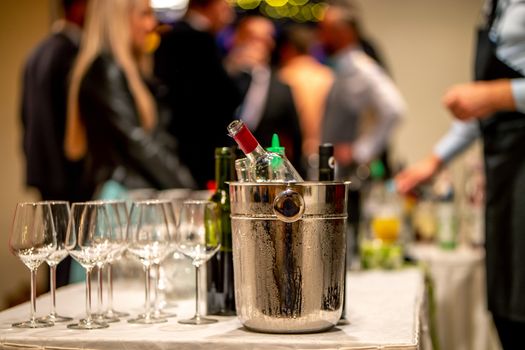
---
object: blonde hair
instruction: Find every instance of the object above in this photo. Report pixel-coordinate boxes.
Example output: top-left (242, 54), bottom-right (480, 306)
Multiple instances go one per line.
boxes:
top-left (65, 0), bottom-right (157, 160)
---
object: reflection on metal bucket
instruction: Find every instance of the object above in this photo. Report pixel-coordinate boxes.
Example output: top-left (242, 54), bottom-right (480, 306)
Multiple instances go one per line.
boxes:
top-left (230, 182), bottom-right (349, 333)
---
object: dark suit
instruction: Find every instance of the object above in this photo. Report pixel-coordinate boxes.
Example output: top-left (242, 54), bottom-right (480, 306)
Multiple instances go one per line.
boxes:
top-left (251, 73), bottom-right (303, 172)
top-left (21, 28), bottom-right (88, 288)
top-left (21, 30), bottom-right (87, 201)
top-left (154, 20), bottom-right (242, 188)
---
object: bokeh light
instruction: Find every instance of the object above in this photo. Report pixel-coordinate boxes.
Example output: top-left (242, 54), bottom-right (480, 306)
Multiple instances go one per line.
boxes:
top-left (238, 0), bottom-right (262, 10)
top-left (265, 0), bottom-right (288, 9)
top-left (234, 0), bottom-right (324, 22)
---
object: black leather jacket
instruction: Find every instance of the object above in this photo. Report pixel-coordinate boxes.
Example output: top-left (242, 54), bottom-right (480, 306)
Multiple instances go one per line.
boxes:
top-left (79, 54), bottom-right (196, 192)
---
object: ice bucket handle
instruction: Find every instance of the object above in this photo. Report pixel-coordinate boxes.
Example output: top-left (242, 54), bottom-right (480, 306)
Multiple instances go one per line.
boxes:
top-left (272, 188), bottom-right (305, 223)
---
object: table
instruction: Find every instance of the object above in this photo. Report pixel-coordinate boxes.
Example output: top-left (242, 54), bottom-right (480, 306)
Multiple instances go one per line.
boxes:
top-left (407, 244), bottom-right (500, 350)
top-left (0, 268), bottom-right (427, 350)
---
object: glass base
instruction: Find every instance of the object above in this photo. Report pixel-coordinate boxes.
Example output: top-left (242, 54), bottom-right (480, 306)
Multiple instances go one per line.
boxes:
top-left (38, 313), bottom-right (73, 323)
top-left (128, 314), bottom-right (167, 324)
top-left (12, 319), bottom-right (54, 328)
top-left (92, 313), bottom-right (120, 323)
top-left (108, 309), bottom-right (129, 317)
top-left (178, 315), bottom-right (217, 325)
top-left (154, 310), bottom-right (177, 318)
top-left (67, 319), bottom-right (109, 330)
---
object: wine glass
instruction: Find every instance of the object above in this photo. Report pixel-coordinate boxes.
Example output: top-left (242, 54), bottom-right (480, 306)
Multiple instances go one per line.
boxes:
top-left (151, 200), bottom-right (178, 319)
top-left (66, 202), bottom-right (112, 330)
top-left (127, 200), bottom-right (172, 324)
top-left (9, 202), bottom-right (56, 328)
top-left (156, 189), bottom-right (193, 310)
top-left (93, 200), bottom-right (128, 323)
top-left (176, 200), bottom-right (221, 325)
top-left (103, 201), bottom-right (130, 319)
top-left (38, 201), bottom-right (73, 323)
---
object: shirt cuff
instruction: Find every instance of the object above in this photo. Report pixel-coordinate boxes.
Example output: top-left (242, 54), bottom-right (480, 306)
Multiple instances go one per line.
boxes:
top-left (511, 79), bottom-right (525, 114)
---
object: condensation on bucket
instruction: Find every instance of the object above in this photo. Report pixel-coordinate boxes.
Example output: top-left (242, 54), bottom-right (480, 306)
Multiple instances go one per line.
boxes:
top-left (231, 216), bottom-right (346, 333)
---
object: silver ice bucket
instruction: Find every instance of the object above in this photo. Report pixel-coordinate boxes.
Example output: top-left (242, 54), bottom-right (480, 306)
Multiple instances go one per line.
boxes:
top-left (229, 182), bottom-right (349, 333)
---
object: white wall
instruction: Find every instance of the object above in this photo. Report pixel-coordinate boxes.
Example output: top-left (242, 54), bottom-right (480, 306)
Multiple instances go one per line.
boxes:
top-left (0, 0), bottom-right (49, 310)
top-left (356, 0), bottom-right (484, 166)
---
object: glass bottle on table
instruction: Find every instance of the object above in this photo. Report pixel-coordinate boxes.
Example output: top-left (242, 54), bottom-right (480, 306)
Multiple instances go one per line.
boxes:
top-left (361, 160), bottom-right (403, 269)
top-left (433, 170), bottom-right (457, 250)
top-left (227, 120), bottom-right (303, 182)
top-left (318, 143), bottom-right (335, 181)
top-left (207, 147), bottom-right (236, 316)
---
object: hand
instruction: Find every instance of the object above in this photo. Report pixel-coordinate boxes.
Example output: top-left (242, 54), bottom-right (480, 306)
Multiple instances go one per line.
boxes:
top-left (442, 80), bottom-right (515, 120)
top-left (395, 154), bottom-right (442, 195)
top-left (334, 143), bottom-right (353, 166)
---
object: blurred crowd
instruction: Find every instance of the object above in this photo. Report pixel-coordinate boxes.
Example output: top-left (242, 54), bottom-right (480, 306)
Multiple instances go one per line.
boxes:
top-left (21, 0), bottom-right (404, 204)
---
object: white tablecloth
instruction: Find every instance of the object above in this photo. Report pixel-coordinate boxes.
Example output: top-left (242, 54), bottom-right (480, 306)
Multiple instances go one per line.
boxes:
top-left (407, 244), bottom-right (500, 350)
top-left (0, 268), bottom-right (426, 350)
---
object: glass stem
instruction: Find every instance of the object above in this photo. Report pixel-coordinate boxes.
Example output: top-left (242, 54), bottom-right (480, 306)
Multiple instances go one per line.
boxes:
top-left (144, 265), bottom-right (151, 320)
top-left (154, 263), bottom-right (160, 314)
top-left (30, 268), bottom-right (37, 324)
top-left (50, 265), bottom-right (57, 316)
top-left (195, 264), bottom-right (201, 319)
top-left (107, 263), bottom-right (114, 311)
top-left (97, 265), bottom-right (104, 314)
top-left (85, 268), bottom-right (93, 323)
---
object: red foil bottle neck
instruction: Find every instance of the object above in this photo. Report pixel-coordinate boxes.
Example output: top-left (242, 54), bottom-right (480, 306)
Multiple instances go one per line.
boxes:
top-left (233, 124), bottom-right (258, 154)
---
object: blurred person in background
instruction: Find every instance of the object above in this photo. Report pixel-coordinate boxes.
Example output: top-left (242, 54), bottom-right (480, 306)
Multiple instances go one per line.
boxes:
top-left (21, 0), bottom-right (89, 202)
top-left (278, 23), bottom-right (334, 177)
top-left (154, 0), bottom-right (242, 189)
top-left (318, 0), bottom-right (405, 178)
top-left (318, 0), bottom-right (405, 257)
top-left (64, 0), bottom-right (196, 199)
top-left (226, 15), bottom-right (303, 172)
top-left (396, 0), bottom-right (525, 347)
top-left (20, 0), bottom-right (88, 288)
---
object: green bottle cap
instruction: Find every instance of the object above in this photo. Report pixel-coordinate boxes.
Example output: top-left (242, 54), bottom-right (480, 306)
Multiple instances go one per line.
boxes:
top-left (266, 133), bottom-right (285, 156)
top-left (370, 160), bottom-right (385, 180)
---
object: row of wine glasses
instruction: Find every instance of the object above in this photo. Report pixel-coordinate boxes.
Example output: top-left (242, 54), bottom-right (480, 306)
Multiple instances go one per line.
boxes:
top-left (9, 199), bottom-right (222, 329)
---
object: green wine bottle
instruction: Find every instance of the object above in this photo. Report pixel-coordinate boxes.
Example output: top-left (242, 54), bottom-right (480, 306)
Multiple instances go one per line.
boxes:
top-left (206, 147), bottom-right (236, 315)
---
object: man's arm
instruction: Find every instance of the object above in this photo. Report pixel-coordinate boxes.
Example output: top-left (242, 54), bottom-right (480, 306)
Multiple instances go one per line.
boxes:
top-left (395, 120), bottom-right (479, 194)
top-left (443, 79), bottom-right (520, 120)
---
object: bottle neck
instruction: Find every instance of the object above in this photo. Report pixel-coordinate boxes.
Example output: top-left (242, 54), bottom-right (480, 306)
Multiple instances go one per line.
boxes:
top-left (244, 144), bottom-right (266, 163)
top-left (319, 152), bottom-right (334, 182)
top-left (215, 156), bottom-right (234, 191)
top-left (231, 122), bottom-right (259, 155)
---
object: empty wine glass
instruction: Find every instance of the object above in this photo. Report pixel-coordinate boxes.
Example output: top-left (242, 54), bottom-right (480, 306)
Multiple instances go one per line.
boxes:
top-left (9, 202), bottom-right (56, 328)
top-left (92, 200), bottom-right (127, 324)
top-left (156, 190), bottom-right (192, 311)
top-left (66, 202), bottom-right (112, 330)
top-left (176, 200), bottom-right (221, 325)
top-left (127, 200), bottom-right (172, 324)
top-left (104, 201), bottom-right (129, 319)
top-left (151, 200), bottom-right (177, 319)
top-left (38, 201), bottom-right (72, 323)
